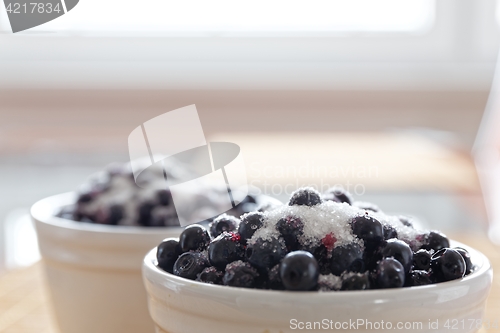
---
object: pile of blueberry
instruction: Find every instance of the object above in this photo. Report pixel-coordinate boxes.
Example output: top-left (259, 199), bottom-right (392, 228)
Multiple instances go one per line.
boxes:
top-left (57, 162), bottom-right (265, 227)
top-left (156, 187), bottom-right (473, 291)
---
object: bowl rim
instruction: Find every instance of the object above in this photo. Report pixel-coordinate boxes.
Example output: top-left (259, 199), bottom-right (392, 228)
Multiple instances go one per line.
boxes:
top-left (31, 191), bottom-right (184, 235)
top-left (143, 240), bottom-right (492, 298)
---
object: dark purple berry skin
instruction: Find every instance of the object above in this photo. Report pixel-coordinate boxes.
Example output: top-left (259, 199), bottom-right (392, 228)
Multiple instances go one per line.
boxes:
top-left (208, 232), bottom-right (245, 270)
top-left (246, 237), bottom-right (287, 271)
top-left (223, 261), bottom-right (259, 288)
top-left (431, 248), bottom-right (466, 282)
top-left (380, 238), bottom-right (413, 273)
top-left (351, 215), bottom-right (384, 249)
top-left (405, 270), bottom-right (432, 287)
top-left (179, 224), bottom-right (211, 252)
top-left (383, 224), bottom-right (398, 240)
top-left (236, 195), bottom-right (258, 215)
top-left (413, 249), bottom-right (432, 271)
top-left (77, 191), bottom-right (93, 204)
top-left (95, 204), bottom-right (124, 225)
top-left (323, 187), bottom-right (353, 205)
top-left (312, 245), bottom-right (332, 275)
top-left (398, 216), bottom-right (414, 228)
top-left (209, 214), bottom-right (240, 238)
top-left (354, 201), bottom-right (380, 212)
top-left (238, 212), bottom-right (264, 244)
top-left (157, 189), bottom-right (172, 206)
top-left (342, 273), bottom-right (370, 290)
top-left (331, 243), bottom-right (364, 275)
top-left (421, 231), bottom-right (450, 252)
top-left (157, 238), bottom-right (182, 273)
top-left (288, 188), bottom-right (322, 207)
top-left (267, 264), bottom-right (284, 290)
top-left (173, 252), bottom-right (209, 280)
top-left (376, 258), bottom-right (405, 288)
top-left (280, 251), bottom-right (319, 291)
top-left (137, 201), bottom-right (156, 227)
top-left (196, 266), bottom-right (224, 284)
top-left (108, 204), bottom-right (125, 225)
top-left (276, 216), bottom-right (304, 251)
top-left (454, 247), bottom-right (472, 275)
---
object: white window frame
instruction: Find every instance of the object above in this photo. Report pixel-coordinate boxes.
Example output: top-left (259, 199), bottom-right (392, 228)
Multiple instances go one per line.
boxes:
top-left (0, 0), bottom-right (498, 90)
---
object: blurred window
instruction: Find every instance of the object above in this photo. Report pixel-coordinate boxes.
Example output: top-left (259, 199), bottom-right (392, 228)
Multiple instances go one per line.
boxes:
top-left (24, 0), bottom-right (435, 34)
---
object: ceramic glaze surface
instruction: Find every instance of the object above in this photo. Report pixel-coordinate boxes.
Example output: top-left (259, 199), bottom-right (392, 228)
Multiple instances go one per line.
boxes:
top-left (143, 241), bottom-right (492, 333)
top-left (32, 192), bottom-right (183, 333)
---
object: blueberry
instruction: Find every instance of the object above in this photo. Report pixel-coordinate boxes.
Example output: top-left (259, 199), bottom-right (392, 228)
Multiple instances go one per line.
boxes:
top-left (276, 216), bottom-right (304, 251)
top-left (341, 272), bottom-right (370, 290)
top-left (280, 251), bottom-right (319, 291)
top-left (209, 214), bottom-right (240, 238)
top-left (232, 195), bottom-right (259, 216)
top-left (208, 232), bottom-right (245, 270)
top-left (431, 248), bottom-right (466, 282)
top-left (157, 238), bottom-right (182, 273)
top-left (353, 201), bottom-right (379, 212)
top-left (246, 237), bottom-right (287, 271)
top-left (363, 249), bottom-right (382, 272)
top-left (241, 194), bottom-right (257, 204)
top-left (137, 201), bottom-right (156, 226)
top-left (196, 266), bottom-right (224, 284)
top-left (313, 245), bottom-right (332, 275)
top-left (405, 270), bottom-right (432, 287)
top-left (288, 187), bottom-right (322, 207)
top-left (95, 204), bottom-right (124, 225)
top-left (398, 216), bottom-right (414, 228)
top-left (350, 215), bottom-right (384, 249)
top-left (241, 195), bottom-right (258, 209)
top-left (267, 264), bottom-right (284, 290)
top-left (421, 231), bottom-right (450, 252)
top-left (179, 224), bottom-right (211, 252)
top-left (413, 249), bottom-right (432, 271)
top-left (330, 243), bottom-right (364, 275)
top-left (77, 191), bottom-right (93, 204)
top-left (383, 224), bottom-right (398, 240)
top-left (376, 258), bottom-right (405, 288)
top-left (173, 252), bottom-right (209, 280)
top-left (323, 187), bottom-right (353, 205)
top-left (454, 247), bottom-right (472, 275)
top-left (157, 189), bottom-right (171, 206)
top-left (238, 212), bottom-right (264, 244)
top-left (380, 238), bottom-right (413, 273)
top-left (223, 261), bottom-right (259, 288)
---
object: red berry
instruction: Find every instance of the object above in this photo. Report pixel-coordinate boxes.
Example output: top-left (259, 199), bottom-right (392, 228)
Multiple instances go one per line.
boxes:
top-left (321, 233), bottom-right (337, 251)
top-left (230, 232), bottom-right (241, 242)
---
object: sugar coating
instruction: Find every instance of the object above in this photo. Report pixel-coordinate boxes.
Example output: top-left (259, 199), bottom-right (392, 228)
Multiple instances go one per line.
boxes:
top-left (368, 212), bottom-right (423, 250)
top-left (249, 197), bottom-right (425, 253)
top-left (318, 274), bottom-right (342, 291)
top-left (76, 159), bottom-right (235, 226)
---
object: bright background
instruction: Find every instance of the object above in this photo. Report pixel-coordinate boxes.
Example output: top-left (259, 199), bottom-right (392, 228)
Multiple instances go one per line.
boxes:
top-left (0, 0), bottom-right (499, 273)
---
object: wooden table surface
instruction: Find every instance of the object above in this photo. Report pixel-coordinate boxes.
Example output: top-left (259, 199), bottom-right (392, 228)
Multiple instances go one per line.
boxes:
top-left (0, 233), bottom-right (498, 333)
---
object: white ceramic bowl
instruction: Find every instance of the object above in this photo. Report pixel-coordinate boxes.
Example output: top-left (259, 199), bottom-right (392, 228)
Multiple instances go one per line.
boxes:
top-left (143, 241), bottom-right (493, 333)
top-left (32, 192), bottom-right (184, 333)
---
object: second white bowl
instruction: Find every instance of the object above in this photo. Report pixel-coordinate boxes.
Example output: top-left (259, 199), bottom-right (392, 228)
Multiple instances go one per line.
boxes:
top-left (32, 192), bottom-right (183, 333)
